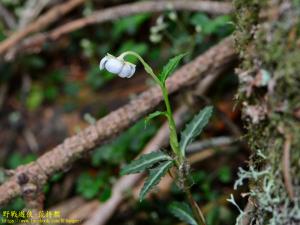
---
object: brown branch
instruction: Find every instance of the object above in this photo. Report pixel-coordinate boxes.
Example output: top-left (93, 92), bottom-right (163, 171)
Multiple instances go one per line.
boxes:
top-left (0, 83), bottom-right (7, 110)
top-left (18, 0), bottom-right (52, 29)
top-left (17, 172), bottom-right (44, 225)
top-left (7, 0), bottom-right (233, 58)
top-left (50, 197), bottom-right (86, 218)
top-left (187, 136), bottom-right (235, 154)
top-left (282, 133), bottom-right (294, 200)
top-left (0, 3), bottom-right (16, 29)
top-left (239, 197), bottom-right (256, 225)
top-left (0, 36), bottom-right (236, 207)
top-left (0, 0), bottom-right (86, 56)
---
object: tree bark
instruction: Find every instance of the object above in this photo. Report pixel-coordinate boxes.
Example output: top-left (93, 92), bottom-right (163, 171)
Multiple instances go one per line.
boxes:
top-left (234, 0), bottom-right (300, 224)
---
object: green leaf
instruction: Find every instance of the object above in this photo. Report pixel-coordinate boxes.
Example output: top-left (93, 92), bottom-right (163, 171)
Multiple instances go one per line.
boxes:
top-left (121, 151), bottom-right (171, 175)
top-left (180, 106), bottom-right (213, 156)
top-left (44, 85), bottom-right (59, 101)
top-left (92, 120), bottom-right (156, 166)
top-left (145, 111), bottom-right (167, 126)
top-left (26, 84), bottom-right (44, 110)
top-left (139, 160), bottom-right (173, 201)
top-left (7, 152), bottom-right (37, 169)
top-left (191, 13), bottom-right (232, 36)
top-left (76, 172), bottom-right (109, 200)
top-left (6, 197), bottom-right (25, 211)
top-left (24, 55), bottom-right (45, 69)
top-left (159, 53), bottom-right (186, 83)
top-left (86, 64), bottom-right (114, 90)
top-left (76, 172), bottom-right (102, 199)
top-left (50, 172), bottom-right (64, 182)
top-left (169, 202), bottom-right (198, 225)
top-left (112, 13), bottom-right (150, 38)
top-left (99, 187), bottom-right (112, 202)
top-left (218, 166), bottom-right (231, 183)
top-left (64, 82), bottom-right (80, 97)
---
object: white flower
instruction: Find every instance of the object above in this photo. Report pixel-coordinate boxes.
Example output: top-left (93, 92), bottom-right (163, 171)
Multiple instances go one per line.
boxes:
top-left (99, 54), bottom-right (136, 78)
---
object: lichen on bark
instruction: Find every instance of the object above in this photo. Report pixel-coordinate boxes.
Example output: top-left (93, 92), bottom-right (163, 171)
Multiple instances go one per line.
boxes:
top-left (234, 0), bottom-right (300, 224)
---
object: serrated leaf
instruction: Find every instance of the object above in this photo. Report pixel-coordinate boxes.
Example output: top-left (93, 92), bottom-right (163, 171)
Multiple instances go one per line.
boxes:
top-left (180, 106), bottom-right (213, 156)
top-left (159, 53), bottom-right (186, 83)
top-left (121, 151), bottom-right (171, 175)
top-left (169, 202), bottom-right (198, 225)
top-left (139, 160), bottom-right (173, 201)
top-left (144, 111), bottom-right (167, 126)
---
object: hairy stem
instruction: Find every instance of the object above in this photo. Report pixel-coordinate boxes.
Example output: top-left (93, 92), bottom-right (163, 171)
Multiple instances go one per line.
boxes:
top-left (120, 51), bottom-right (182, 162)
top-left (119, 51), bottom-right (161, 85)
top-left (121, 51), bottom-right (204, 223)
top-left (183, 180), bottom-right (206, 225)
top-left (161, 84), bottom-right (182, 163)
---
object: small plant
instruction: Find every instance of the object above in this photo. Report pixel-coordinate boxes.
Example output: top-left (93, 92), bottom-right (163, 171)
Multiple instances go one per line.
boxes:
top-left (99, 51), bottom-right (213, 225)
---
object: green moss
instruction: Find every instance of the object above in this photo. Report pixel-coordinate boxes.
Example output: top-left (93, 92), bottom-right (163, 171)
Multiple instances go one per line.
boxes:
top-left (233, 0), bottom-right (300, 224)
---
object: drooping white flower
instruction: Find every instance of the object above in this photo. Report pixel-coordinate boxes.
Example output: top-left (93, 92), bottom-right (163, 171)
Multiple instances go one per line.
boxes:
top-left (99, 54), bottom-right (136, 78)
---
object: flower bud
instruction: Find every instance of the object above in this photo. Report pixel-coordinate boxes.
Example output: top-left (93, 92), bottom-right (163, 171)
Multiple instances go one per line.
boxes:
top-left (99, 54), bottom-right (136, 78)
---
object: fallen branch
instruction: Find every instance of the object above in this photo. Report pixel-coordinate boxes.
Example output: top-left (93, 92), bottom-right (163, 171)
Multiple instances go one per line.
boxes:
top-left (7, 0), bottom-right (233, 59)
top-left (0, 3), bottom-right (16, 29)
top-left (0, 83), bottom-right (7, 110)
top-left (187, 136), bottom-right (235, 154)
top-left (0, 0), bottom-right (86, 56)
top-left (18, 0), bottom-right (52, 29)
top-left (0, 36), bottom-right (235, 206)
top-left (50, 197), bottom-right (86, 218)
top-left (189, 146), bottom-right (231, 164)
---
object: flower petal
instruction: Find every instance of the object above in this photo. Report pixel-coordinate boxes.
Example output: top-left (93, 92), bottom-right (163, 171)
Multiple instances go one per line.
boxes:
top-left (105, 58), bottom-right (124, 74)
top-left (119, 63), bottom-right (136, 78)
top-left (99, 56), bottom-right (108, 70)
top-left (127, 64), bottom-right (136, 78)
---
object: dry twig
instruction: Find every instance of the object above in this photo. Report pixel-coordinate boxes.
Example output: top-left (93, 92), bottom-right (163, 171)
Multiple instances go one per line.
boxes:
top-left (50, 197), bottom-right (86, 218)
top-left (0, 3), bottom-right (16, 29)
top-left (282, 133), bottom-right (294, 199)
top-left (0, 37), bottom-right (235, 207)
top-left (18, 0), bottom-right (52, 28)
top-left (6, 0), bottom-right (233, 59)
top-left (0, 83), bottom-right (7, 110)
top-left (187, 136), bottom-right (235, 154)
top-left (0, 0), bottom-right (86, 56)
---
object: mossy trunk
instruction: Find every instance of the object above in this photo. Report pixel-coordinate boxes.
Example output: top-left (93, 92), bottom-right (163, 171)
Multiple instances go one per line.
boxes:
top-left (234, 0), bottom-right (300, 224)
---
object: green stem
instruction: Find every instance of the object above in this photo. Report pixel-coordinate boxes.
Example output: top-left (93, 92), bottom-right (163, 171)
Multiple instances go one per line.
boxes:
top-left (119, 50), bottom-right (204, 224)
top-left (120, 51), bottom-right (182, 162)
top-left (119, 51), bottom-right (161, 85)
top-left (161, 84), bottom-right (182, 163)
